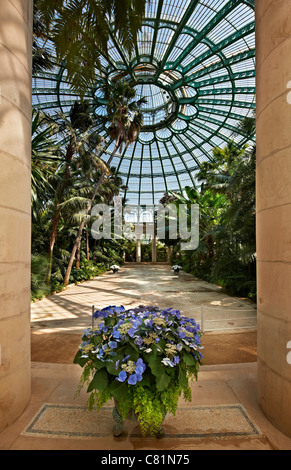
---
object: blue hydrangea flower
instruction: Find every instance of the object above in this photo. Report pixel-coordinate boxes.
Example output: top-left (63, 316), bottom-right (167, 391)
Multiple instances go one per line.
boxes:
top-left (127, 327), bottom-right (137, 338)
top-left (178, 329), bottom-right (186, 339)
top-left (112, 329), bottom-right (120, 339)
top-left (114, 306), bottom-right (125, 313)
top-left (128, 374), bottom-right (138, 385)
top-left (136, 358), bottom-right (146, 373)
top-left (83, 328), bottom-right (91, 336)
top-left (117, 370), bottom-right (127, 382)
top-left (134, 336), bottom-right (143, 347)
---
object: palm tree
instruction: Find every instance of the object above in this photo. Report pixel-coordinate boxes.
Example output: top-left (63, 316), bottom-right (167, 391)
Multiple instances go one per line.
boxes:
top-left (63, 80), bottom-right (146, 286)
top-left (36, 0), bottom-right (148, 95)
top-left (61, 165), bottom-right (124, 269)
top-left (33, 1), bottom-right (54, 74)
top-left (44, 101), bottom-right (105, 284)
top-left (102, 79), bottom-right (147, 167)
top-left (31, 110), bottom-right (62, 221)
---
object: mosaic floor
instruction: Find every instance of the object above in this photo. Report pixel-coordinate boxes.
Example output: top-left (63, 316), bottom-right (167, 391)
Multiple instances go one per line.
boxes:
top-left (22, 403), bottom-right (261, 440)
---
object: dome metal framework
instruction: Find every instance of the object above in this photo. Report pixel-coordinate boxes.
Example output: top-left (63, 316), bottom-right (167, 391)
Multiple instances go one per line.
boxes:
top-left (32, 0), bottom-right (256, 206)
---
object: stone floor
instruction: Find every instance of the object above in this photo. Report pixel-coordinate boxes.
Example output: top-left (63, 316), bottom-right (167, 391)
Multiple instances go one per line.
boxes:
top-left (30, 263), bottom-right (257, 335)
top-left (1, 264), bottom-right (291, 450)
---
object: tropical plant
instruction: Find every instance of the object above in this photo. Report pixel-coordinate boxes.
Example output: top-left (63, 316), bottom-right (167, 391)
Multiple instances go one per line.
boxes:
top-left (31, 110), bottom-right (62, 221)
top-left (74, 305), bottom-right (203, 437)
top-left (165, 115), bottom-right (256, 300)
top-left (63, 80), bottom-right (146, 286)
top-left (43, 101), bottom-right (105, 283)
top-left (31, 254), bottom-right (51, 301)
top-left (36, 0), bottom-right (148, 95)
top-left (33, 1), bottom-right (54, 74)
top-left (31, 99), bottom-right (126, 297)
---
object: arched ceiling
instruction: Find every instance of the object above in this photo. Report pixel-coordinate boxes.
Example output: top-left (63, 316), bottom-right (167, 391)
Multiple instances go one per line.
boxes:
top-left (32, 0), bottom-right (256, 206)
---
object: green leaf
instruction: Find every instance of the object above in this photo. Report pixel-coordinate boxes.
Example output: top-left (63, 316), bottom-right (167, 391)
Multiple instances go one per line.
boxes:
top-left (156, 372), bottom-right (171, 392)
top-left (106, 358), bottom-right (121, 376)
top-left (92, 335), bottom-right (103, 347)
top-left (138, 373), bottom-right (152, 388)
top-left (182, 351), bottom-right (197, 367)
top-left (73, 350), bottom-right (89, 367)
top-left (87, 368), bottom-right (108, 392)
top-left (109, 380), bottom-right (128, 402)
top-left (178, 366), bottom-right (188, 388)
top-left (125, 346), bottom-right (139, 361)
top-left (148, 356), bottom-right (164, 377)
top-left (94, 358), bottom-right (107, 370)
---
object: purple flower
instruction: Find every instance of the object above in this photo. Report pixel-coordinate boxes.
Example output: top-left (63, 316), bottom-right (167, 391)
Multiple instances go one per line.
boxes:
top-left (136, 358), bottom-right (146, 373)
top-left (109, 341), bottom-right (118, 349)
top-left (134, 336), bottom-right (143, 347)
top-left (112, 329), bottom-right (120, 339)
top-left (100, 309), bottom-right (109, 318)
top-left (145, 318), bottom-right (153, 328)
top-left (128, 327), bottom-right (136, 337)
top-left (117, 371), bottom-right (127, 382)
top-left (135, 372), bottom-right (143, 382)
top-left (128, 374), bottom-right (137, 385)
top-left (92, 310), bottom-right (100, 319)
top-left (114, 306), bottom-right (125, 313)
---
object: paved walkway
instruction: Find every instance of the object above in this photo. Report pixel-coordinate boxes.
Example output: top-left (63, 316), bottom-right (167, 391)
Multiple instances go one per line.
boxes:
top-left (31, 263), bottom-right (257, 335)
top-left (2, 264), bottom-right (291, 450)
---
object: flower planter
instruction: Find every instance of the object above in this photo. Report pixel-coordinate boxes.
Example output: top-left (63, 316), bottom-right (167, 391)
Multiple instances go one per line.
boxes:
top-left (74, 305), bottom-right (203, 438)
top-left (110, 265), bottom-right (120, 273)
top-left (172, 265), bottom-right (182, 274)
top-left (113, 399), bottom-right (166, 438)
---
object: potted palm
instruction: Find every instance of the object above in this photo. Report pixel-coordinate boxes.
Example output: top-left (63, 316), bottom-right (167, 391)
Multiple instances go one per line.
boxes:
top-left (74, 305), bottom-right (203, 438)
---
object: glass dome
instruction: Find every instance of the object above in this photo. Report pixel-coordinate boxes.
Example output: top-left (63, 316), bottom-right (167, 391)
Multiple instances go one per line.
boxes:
top-left (32, 0), bottom-right (256, 206)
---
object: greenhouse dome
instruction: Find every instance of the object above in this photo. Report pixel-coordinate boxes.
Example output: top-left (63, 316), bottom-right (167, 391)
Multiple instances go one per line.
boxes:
top-left (32, 0), bottom-right (256, 206)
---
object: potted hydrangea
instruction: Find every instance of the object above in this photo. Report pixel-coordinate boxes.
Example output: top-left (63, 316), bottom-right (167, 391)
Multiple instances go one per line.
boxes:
top-left (110, 265), bottom-right (120, 273)
top-left (172, 265), bottom-right (182, 274)
top-left (74, 305), bottom-right (203, 438)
